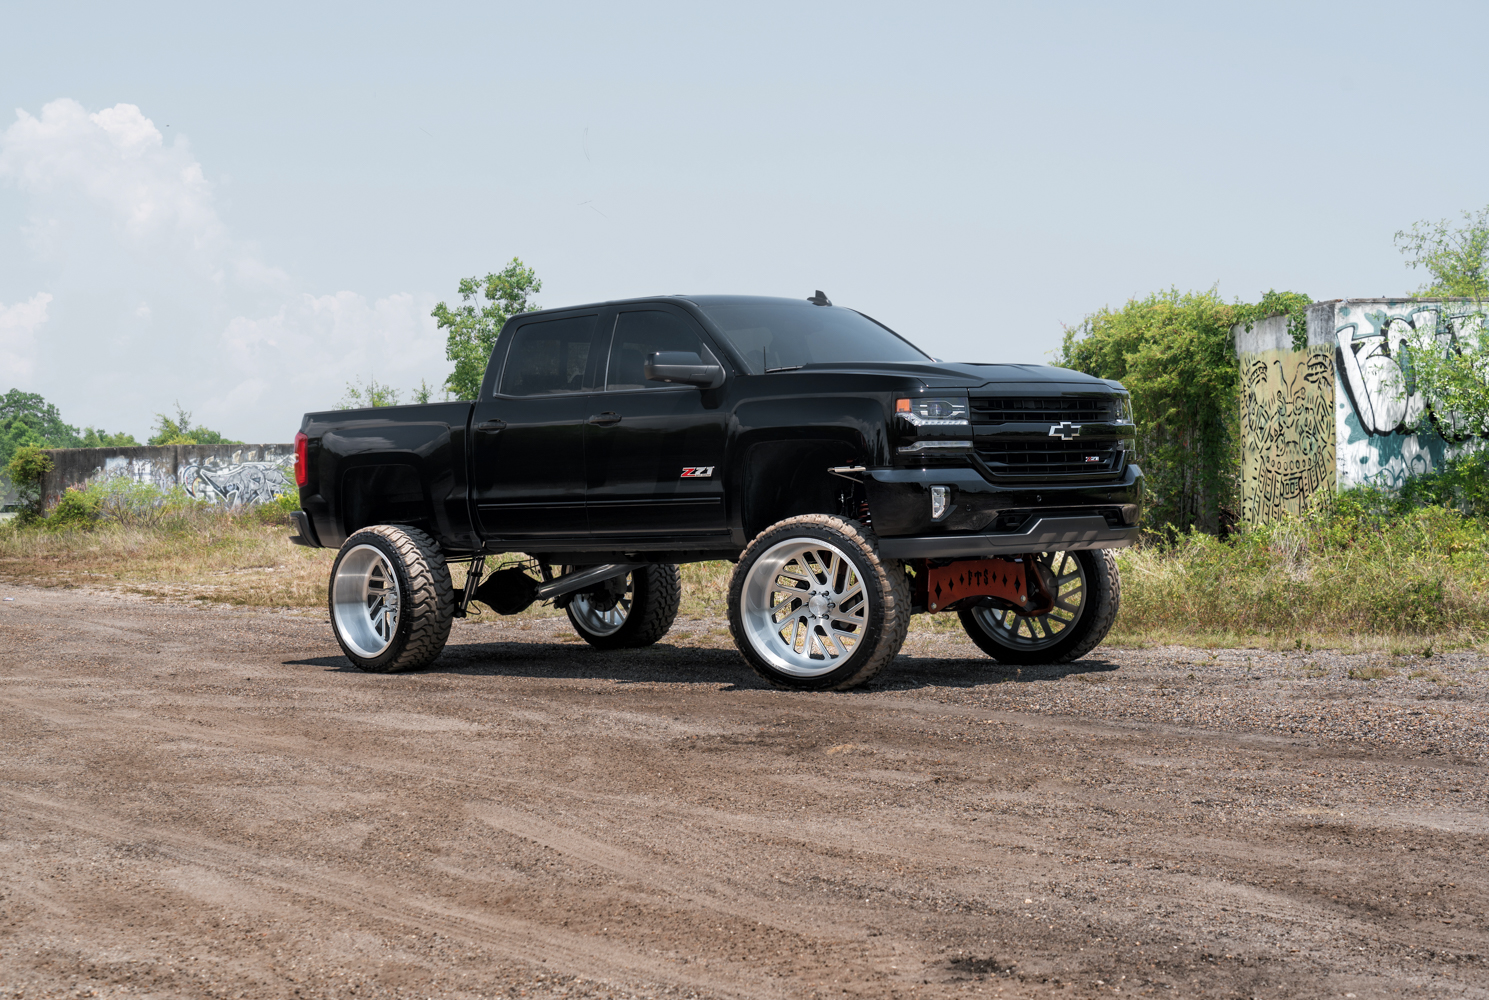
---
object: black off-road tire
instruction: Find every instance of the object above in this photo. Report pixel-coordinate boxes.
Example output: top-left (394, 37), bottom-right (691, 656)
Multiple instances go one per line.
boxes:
top-left (565, 564), bottom-right (681, 650)
top-left (727, 514), bottom-right (910, 691)
top-left (957, 549), bottom-right (1120, 666)
top-left (328, 525), bottom-right (455, 673)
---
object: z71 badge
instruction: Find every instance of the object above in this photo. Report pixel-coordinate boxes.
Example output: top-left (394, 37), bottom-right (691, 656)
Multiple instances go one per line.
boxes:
top-left (680, 466), bottom-right (715, 479)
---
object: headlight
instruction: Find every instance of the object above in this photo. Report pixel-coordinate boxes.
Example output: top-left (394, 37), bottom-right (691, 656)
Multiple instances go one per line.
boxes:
top-left (1112, 395), bottom-right (1133, 424)
top-left (895, 396), bottom-right (970, 428)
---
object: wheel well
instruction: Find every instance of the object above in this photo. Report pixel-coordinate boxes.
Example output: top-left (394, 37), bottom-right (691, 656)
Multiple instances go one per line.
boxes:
top-left (739, 439), bottom-right (861, 540)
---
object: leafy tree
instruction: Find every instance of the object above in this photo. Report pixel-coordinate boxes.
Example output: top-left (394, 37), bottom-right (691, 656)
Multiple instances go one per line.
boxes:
top-left (0, 389), bottom-right (80, 468)
top-left (338, 376), bottom-right (401, 409)
top-left (147, 403), bottom-right (238, 446)
top-left (433, 258), bottom-right (542, 400)
top-left (80, 428), bottom-right (140, 447)
top-left (1395, 208), bottom-right (1489, 436)
top-left (1396, 208), bottom-right (1489, 301)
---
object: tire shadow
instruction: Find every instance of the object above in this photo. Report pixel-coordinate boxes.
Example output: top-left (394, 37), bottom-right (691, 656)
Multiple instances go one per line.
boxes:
top-left (286, 638), bottom-right (1122, 692)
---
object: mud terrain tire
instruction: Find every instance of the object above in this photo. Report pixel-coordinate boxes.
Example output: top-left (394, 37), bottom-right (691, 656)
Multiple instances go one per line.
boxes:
top-left (329, 525), bottom-right (454, 673)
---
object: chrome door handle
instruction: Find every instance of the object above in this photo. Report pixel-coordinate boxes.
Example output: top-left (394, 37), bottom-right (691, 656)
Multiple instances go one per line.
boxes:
top-left (587, 412), bottom-right (621, 426)
top-left (475, 419), bottom-right (507, 431)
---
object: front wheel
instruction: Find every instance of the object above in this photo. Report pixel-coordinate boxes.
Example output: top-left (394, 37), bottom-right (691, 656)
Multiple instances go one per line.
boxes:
top-left (728, 515), bottom-right (910, 691)
top-left (957, 549), bottom-right (1119, 665)
top-left (565, 563), bottom-right (681, 649)
top-left (329, 525), bottom-right (455, 672)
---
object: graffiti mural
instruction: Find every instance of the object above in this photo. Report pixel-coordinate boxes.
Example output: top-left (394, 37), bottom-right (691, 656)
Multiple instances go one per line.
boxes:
top-left (1239, 343), bottom-right (1336, 523)
top-left (1332, 301), bottom-right (1478, 489)
top-left (178, 454), bottom-right (294, 506)
top-left (42, 444), bottom-right (296, 508)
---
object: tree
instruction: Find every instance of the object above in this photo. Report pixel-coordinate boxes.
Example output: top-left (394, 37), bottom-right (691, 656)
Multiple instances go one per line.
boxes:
top-left (338, 376), bottom-right (401, 409)
top-left (80, 428), bottom-right (139, 447)
top-left (1395, 208), bottom-right (1489, 436)
top-left (0, 389), bottom-right (80, 466)
top-left (433, 258), bottom-right (542, 400)
top-left (147, 403), bottom-right (238, 446)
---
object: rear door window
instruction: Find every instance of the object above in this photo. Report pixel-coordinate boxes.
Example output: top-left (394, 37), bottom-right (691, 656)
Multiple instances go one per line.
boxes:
top-left (497, 314), bottom-right (599, 396)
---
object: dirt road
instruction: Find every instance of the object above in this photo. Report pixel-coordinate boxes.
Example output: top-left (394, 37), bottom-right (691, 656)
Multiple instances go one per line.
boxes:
top-left (1, 586), bottom-right (1486, 999)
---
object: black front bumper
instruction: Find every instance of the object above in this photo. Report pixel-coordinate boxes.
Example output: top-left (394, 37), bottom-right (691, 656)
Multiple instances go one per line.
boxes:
top-left (878, 514), bottom-right (1138, 559)
top-left (867, 463), bottom-right (1143, 559)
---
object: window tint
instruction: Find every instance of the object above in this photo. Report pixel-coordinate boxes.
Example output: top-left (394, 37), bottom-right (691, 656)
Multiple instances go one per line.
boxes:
top-left (605, 310), bottom-right (714, 391)
top-left (498, 314), bottom-right (598, 396)
top-left (692, 299), bottom-right (931, 373)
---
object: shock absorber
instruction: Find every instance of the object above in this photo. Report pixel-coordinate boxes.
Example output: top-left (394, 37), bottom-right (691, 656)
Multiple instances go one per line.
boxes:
top-left (857, 499), bottom-right (872, 528)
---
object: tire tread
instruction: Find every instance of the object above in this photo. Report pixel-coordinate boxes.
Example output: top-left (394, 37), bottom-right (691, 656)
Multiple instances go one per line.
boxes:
top-left (729, 514), bottom-right (909, 691)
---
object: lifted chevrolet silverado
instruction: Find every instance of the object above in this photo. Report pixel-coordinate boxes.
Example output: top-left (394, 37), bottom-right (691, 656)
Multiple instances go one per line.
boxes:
top-left (290, 292), bottom-right (1142, 690)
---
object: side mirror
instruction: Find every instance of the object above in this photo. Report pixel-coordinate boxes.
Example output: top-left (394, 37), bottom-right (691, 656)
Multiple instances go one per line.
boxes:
top-left (645, 351), bottom-right (725, 389)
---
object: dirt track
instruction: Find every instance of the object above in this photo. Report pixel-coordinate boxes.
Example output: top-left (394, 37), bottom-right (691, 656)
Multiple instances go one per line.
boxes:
top-left (2, 586), bottom-right (1487, 999)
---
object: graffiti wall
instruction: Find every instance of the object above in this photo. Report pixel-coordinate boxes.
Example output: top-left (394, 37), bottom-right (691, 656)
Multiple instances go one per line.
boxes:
top-left (1233, 299), bottom-right (1489, 525)
top-left (1324, 299), bottom-right (1479, 489)
top-left (1236, 314), bottom-right (1337, 523)
top-left (41, 444), bottom-right (295, 508)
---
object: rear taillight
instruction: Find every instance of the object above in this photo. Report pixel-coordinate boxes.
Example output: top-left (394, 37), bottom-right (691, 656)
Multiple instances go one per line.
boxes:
top-left (294, 431), bottom-right (308, 487)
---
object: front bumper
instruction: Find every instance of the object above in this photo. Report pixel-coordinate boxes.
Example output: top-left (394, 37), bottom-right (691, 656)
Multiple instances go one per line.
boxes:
top-left (878, 514), bottom-right (1138, 560)
top-left (866, 463), bottom-right (1143, 559)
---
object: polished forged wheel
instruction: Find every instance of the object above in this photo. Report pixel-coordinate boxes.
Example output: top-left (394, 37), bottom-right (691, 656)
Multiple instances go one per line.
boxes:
top-left (564, 563), bottom-right (680, 649)
top-left (728, 515), bottom-right (909, 691)
top-left (329, 525), bottom-right (454, 672)
top-left (957, 549), bottom-right (1120, 665)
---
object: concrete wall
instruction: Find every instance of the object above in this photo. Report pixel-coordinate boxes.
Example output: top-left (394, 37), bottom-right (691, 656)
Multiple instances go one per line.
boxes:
top-left (1233, 298), bottom-right (1486, 524)
top-left (40, 444), bottom-right (295, 507)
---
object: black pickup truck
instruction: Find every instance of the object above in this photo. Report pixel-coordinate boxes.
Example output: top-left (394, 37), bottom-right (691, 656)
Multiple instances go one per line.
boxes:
top-left (291, 293), bottom-right (1142, 690)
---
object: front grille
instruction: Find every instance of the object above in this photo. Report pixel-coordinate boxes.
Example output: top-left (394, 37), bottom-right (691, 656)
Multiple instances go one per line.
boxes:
top-left (970, 396), bottom-right (1111, 424)
top-left (977, 439), bottom-right (1119, 477)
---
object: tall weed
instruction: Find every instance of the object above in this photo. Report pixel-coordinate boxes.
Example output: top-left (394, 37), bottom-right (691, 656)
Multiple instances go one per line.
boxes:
top-left (1116, 495), bottom-right (1489, 640)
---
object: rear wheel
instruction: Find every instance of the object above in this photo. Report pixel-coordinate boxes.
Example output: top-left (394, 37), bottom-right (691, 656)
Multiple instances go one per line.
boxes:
top-left (957, 549), bottom-right (1119, 665)
top-left (728, 515), bottom-right (909, 691)
top-left (329, 525), bottom-right (454, 672)
top-left (565, 564), bottom-right (681, 649)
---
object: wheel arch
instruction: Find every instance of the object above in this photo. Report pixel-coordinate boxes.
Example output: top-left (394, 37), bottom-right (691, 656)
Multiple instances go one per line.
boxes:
top-left (732, 434), bottom-right (866, 544)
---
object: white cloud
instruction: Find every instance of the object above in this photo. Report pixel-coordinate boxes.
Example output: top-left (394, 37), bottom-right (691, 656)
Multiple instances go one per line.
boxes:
top-left (0, 292), bottom-right (52, 381)
top-left (0, 99), bottom-right (444, 441)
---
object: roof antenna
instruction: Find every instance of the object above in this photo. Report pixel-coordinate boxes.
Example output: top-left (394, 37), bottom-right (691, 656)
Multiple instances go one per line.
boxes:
top-left (807, 290), bottom-right (831, 306)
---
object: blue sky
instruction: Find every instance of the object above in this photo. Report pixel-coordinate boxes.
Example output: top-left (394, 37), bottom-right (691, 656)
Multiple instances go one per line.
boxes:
top-left (2, 1), bottom-right (1487, 441)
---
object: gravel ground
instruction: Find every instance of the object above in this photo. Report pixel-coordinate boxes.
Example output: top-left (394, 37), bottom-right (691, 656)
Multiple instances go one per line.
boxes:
top-left (0, 585), bottom-right (1486, 999)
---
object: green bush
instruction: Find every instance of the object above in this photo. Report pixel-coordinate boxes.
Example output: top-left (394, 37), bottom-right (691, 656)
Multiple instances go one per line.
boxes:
top-left (5, 446), bottom-right (53, 525)
top-left (46, 486), bottom-right (100, 531)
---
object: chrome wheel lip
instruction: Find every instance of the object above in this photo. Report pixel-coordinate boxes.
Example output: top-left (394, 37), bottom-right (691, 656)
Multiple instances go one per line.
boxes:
top-left (331, 543), bottom-right (401, 659)
top-left (740, 536), bottom-right (870, 678)
top-left (968, 551), bottom-right (1085, 651)
top-left (568, 571), bottom-right (633, 637)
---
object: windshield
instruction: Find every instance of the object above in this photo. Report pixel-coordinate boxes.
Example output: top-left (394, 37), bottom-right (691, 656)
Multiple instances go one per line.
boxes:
top-left (691, 298), bottom-right (932, 373)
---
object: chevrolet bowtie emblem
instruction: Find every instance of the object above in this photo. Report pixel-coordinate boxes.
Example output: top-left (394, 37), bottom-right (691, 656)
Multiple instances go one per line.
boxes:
top-left (1049, 421), bottom-right (1082, 441)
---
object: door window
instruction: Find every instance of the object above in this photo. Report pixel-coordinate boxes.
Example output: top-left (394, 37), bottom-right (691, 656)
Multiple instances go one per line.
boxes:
top-left (497, 314), bottom-right (598, 396)
top-left (605, 310), bottom-right (716, 391)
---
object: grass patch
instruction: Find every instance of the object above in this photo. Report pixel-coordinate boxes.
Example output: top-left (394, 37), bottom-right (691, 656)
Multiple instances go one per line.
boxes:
top-left (1109, 498), bottom-right (1489, 648)
top-left (5, 480), bottom-right (1489, 649)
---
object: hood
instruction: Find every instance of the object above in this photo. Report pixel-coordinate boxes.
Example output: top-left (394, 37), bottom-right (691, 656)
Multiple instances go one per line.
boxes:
top-left (789, 361), bottom-right (1123, 392)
